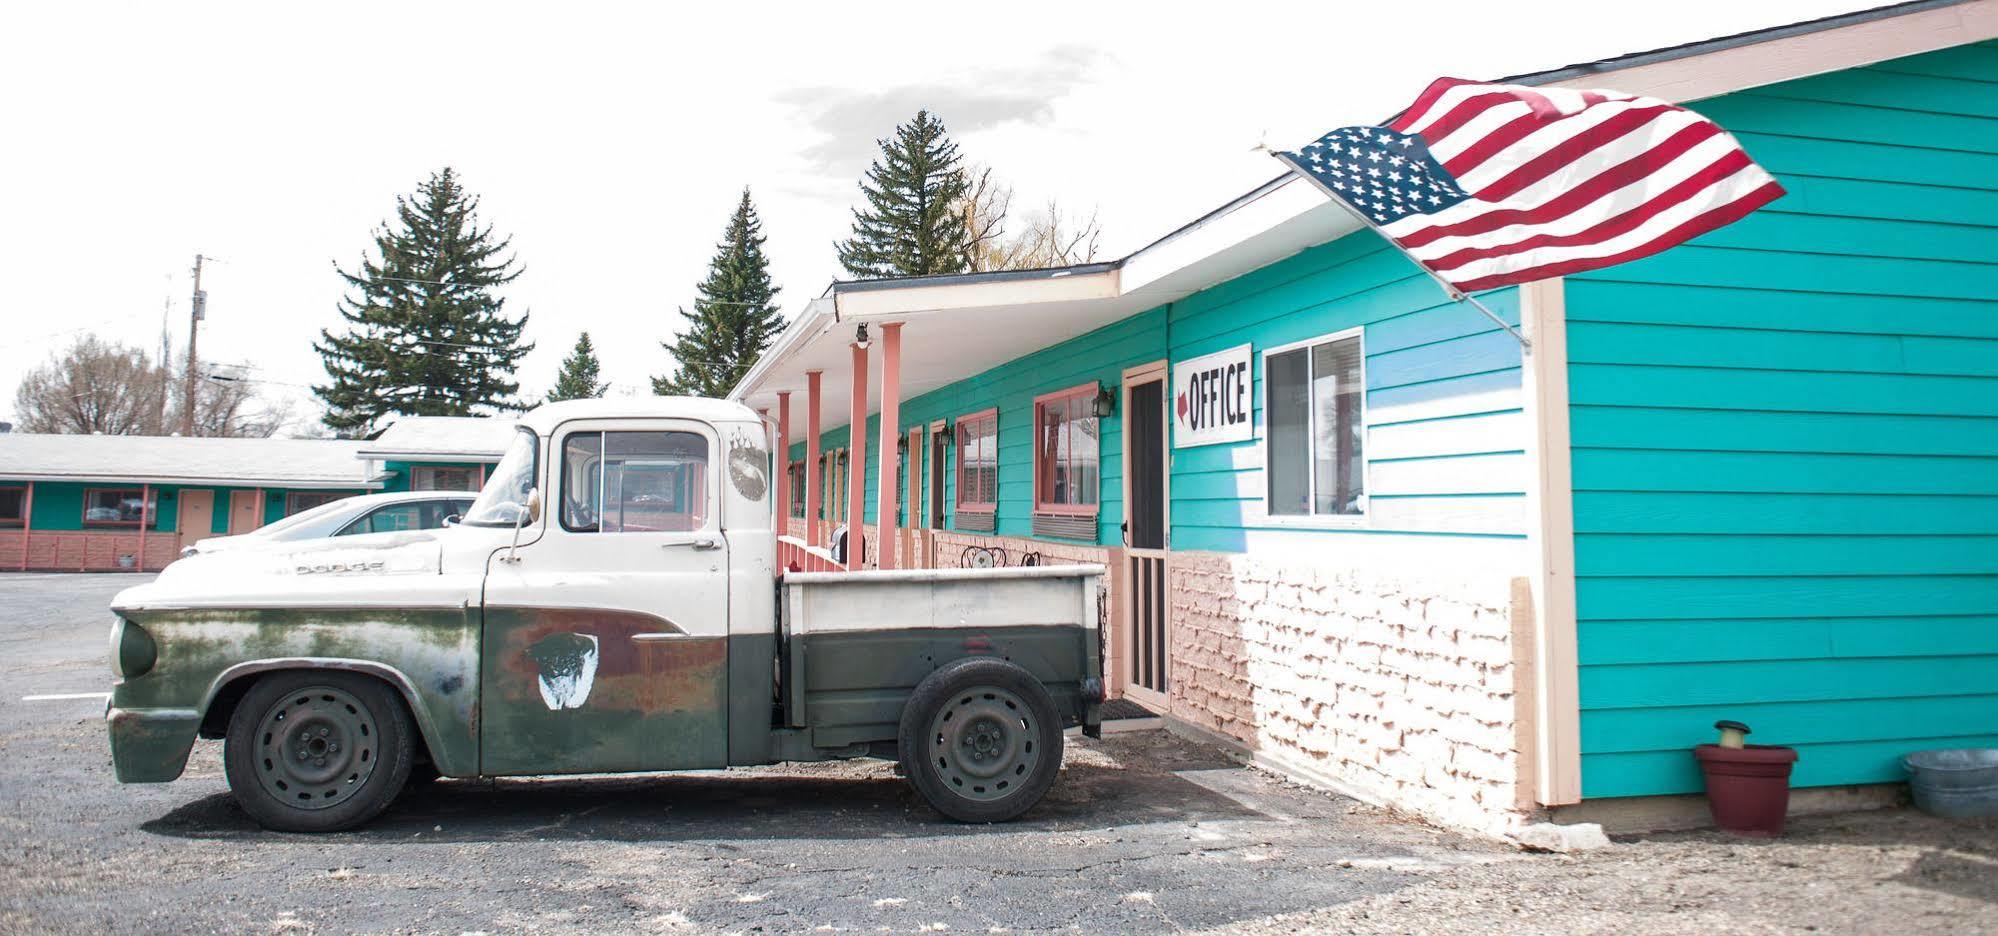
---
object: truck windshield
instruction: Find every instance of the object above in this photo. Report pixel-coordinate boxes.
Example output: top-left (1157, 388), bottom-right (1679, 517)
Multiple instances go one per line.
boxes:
top-left (462, 428), bottom-right (539, 527)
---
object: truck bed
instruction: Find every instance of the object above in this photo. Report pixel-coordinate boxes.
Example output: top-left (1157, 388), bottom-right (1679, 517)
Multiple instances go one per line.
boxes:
top-left (777, 565), bottom-right (1106, 750)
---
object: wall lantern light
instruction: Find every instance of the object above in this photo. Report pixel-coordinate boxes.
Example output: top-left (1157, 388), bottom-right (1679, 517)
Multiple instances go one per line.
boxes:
top-left (1092, 387), bottom-right (1117, 419)
top-left (854, 322), bottom-right (871, 350)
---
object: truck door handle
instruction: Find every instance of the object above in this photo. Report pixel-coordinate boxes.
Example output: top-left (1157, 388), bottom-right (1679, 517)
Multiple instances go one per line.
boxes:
top-left (663, 535), bottom-right (724, 551)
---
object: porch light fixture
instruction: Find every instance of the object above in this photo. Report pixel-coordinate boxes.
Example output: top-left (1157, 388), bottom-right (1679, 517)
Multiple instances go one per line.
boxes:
top-left (854, 323), bottom-right (871, 349)
top-left (1092, 387), bottom-right (1117, 418)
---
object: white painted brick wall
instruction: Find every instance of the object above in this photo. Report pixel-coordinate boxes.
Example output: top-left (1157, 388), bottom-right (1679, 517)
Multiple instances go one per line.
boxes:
top-left (1166, 550), bottom-right (1527, 837)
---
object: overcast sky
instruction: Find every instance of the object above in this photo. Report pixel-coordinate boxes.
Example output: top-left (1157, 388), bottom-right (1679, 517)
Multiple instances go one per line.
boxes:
top-left (0, 0), bottom-right (1873, 431)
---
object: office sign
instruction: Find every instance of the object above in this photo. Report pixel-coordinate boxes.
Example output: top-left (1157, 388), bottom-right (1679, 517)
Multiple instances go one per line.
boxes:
top-left (1172, 344), bottom-right (1253, 448)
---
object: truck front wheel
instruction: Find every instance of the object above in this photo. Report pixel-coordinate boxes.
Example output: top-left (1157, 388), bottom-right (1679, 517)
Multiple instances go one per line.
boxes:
top-left (222, 671), bottom-right (415, 832)
top-left (897, 657), bottom-right (1064, 823)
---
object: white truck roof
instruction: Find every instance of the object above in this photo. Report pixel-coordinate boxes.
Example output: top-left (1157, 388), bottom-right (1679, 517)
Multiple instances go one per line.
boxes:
top-left (516, 397), bottom-right (762, 434)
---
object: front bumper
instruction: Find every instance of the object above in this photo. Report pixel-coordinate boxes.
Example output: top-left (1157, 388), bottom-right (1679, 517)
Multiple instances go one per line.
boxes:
top-left (106, 705), bottom-right (201, 783)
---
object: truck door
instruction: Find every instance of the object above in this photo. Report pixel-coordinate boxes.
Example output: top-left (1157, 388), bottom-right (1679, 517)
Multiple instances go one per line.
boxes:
top-left (480, 419), bottom-right (730, 775)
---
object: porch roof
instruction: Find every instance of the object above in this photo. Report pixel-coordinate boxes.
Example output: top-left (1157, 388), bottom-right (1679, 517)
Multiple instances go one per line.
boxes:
top-left (355, 416), bottom-right (516, 464)
top-left (730, 174), bottom-right (1360, 429)
top-left (0, 434), bottom-right (385, 489)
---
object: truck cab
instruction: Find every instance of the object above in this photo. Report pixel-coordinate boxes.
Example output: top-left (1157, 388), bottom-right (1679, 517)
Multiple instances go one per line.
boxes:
top-left (106, 398), bottom-right (1103, 831)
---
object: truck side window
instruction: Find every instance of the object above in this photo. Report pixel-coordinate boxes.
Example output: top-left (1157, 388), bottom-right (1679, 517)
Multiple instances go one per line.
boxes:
top-left (562, 430), bottom-right (710, 534)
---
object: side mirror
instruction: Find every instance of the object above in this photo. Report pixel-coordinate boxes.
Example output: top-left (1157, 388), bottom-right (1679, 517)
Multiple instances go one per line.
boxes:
top-left (503, 488), bottom-right (541, 565)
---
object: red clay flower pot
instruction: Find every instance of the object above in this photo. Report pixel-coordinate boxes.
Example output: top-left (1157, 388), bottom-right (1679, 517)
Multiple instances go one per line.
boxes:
top-left (1694, 743), bottom-right (1799, 836)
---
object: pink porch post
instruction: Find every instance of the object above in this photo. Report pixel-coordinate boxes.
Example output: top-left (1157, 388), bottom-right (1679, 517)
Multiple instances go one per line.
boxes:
top-left (875, 323), bottom-right (902, 570)
top-left (847, 341), bottom-right (869, 567)
top-left (775, 391), bottom-right (792, 533)
top-left (806, 371), bottom-right (824, 547)
top-left (136, 483), bottom-right (150, 571)
top-left (18, 481), bottom-right (33, 571)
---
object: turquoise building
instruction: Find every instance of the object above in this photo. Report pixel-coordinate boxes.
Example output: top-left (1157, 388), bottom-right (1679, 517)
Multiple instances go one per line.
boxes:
top-left (734, 4), bottom-right (1998, 835)
top-left (0, 417), bottom-right (510, 571)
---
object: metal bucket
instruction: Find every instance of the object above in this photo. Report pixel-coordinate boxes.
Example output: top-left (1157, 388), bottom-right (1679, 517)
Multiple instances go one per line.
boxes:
top-left (1904, 748), bottom-right (1998, 819)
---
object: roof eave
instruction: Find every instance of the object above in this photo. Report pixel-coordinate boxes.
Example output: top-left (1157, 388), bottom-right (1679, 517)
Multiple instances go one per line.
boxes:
top-left (0, 474), bottom-right (386, 490)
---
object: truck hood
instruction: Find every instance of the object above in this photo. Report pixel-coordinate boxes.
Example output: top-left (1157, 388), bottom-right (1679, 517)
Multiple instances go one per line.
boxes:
top-left (112, 526), bottom-right (504, 614)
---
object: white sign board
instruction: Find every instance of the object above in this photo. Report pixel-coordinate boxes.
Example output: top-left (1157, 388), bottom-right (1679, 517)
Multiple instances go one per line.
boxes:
top-left (1172, 344), bottom-right (1254, 448)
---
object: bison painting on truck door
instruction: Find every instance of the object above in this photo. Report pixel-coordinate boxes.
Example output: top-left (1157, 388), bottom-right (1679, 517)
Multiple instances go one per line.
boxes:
top-left (480, 419), bottom-right (729, 775)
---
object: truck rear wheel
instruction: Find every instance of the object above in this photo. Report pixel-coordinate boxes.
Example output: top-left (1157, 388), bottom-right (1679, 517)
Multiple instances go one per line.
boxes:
top-left (222, 671), bottom-right (414, 833)
top-left (898, 657), bottom-right (1063, 823)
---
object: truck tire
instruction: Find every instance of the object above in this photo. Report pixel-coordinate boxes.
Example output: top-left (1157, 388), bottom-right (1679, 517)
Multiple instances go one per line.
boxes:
top-left (898, 657), bottom-right (1064, 823)
top-left (222, 671), bottom-right (415, 833)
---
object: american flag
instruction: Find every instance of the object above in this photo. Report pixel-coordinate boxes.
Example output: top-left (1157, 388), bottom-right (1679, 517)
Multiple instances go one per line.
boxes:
top-left (1277, 78), bottom-right (1785, 293)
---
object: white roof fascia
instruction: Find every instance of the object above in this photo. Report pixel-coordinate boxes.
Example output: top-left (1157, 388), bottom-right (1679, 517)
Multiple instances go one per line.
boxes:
top-left (0, 473), bottom-right (385, 489)
top-left (728, 296), bottom-right (840, 403)
top-left (832, 267), bottom-right (1120, 320)
top-left (352, 450), bottom-right (505, 464)
top-left (1534, 0), bottom-right (1997, 102)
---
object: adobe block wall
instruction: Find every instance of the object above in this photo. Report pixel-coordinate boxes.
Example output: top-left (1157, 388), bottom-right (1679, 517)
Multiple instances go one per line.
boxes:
top-left (1168, 550), bottom-right (1528, 837)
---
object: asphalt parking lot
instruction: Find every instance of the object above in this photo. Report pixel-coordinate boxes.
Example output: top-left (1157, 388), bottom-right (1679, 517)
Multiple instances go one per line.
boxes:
top-left (6, 573), bottom-right (1996, 935)
top-left (0, 572), bottom-right (1506, 934)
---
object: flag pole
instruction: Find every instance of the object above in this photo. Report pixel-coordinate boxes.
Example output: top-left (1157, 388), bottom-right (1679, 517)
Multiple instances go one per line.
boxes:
top-left (1271, 151), bottom-right (1530, 350)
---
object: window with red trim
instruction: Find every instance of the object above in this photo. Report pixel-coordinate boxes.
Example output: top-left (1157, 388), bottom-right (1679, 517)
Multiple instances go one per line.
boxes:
top-left (787, 461), bottom-right (805, 518)
top-left (954, 409), bottom-right (998, 511)
top-left (82, 488), bottom-right (157, 528)
top-left (285, 491), bottom-right (355, 516)
top-left (0, 486), bottom-right (24, 526)
top-left (1033, 384), bottom-right (1099, 514)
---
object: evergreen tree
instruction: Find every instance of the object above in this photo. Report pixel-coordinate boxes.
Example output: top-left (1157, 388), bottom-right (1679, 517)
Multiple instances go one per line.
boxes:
top-left (834, 110), bottom-right (970, 279)
top-left (653, 188), bottom-right (784, 398)
top-left (314, 167), bottom-right (530, 436)
top-left (546, 331), bottom-right (608, 402)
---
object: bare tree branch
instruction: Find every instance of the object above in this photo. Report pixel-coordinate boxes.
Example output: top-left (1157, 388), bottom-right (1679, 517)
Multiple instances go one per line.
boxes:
top-left (955, 165), bottom-right (1104, 273)
top-left (12, 333), bottom-right (287, 437)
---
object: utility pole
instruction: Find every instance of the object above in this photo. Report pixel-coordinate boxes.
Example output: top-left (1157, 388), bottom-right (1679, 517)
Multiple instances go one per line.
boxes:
top-left (180, 254), bottom-right (208, 437)
top-left (155, 291), bottom-right (173, 434)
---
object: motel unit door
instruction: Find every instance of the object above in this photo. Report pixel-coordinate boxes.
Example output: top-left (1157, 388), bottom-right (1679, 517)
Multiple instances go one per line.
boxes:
top-left (1120, 361), bottom-right (1171, 712)
top-left (177, 490), bottom-right (214, 550)
top-left (227, 490), bottom-right (262, 535)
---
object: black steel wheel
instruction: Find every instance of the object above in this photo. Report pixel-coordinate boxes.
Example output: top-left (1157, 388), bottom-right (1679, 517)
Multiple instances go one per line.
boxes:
top-left (223, 671), bottom-right (414, 832)
top-left (898, 657), bottom-right (1063, 822)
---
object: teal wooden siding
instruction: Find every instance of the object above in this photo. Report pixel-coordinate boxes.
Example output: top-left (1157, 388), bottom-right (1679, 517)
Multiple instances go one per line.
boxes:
top-left (1569, 43), bottom-right (1998, 797)
top-left (379, 459), bottom-right (488, 494)
top-left (13, 482), bottom-right (375, 533)
top-left (17, 482), bottom-right (176, 533)
top-left (1166, 231), bottom-right (1528, 552)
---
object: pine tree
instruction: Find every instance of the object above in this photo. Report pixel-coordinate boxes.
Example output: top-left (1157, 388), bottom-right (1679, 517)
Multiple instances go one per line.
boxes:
top-left (835, 110), bottom-right (971, 279)
top-left (653, 188), bottom-right (784, 398)
top-left (314, 167), bottom-right (531, 436)
top-left (546, 331), bottom-right (607, 402)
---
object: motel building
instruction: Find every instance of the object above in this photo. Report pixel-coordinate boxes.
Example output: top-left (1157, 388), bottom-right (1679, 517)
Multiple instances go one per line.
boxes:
top-left (0, 417), bottom-right (512, 573)
top-left (732, 3), bottom-right (1998, 837)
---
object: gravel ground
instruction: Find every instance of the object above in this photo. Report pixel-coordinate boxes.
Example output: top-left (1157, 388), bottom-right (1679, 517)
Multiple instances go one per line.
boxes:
top-left (1211, 808), bottom-right (1998, 935)
top-left (3, 572), bottom-right (1995, 934)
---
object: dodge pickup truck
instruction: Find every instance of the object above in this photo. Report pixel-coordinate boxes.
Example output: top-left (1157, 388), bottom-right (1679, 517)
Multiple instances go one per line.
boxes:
top-left (106, 398), bottom-right (1104, 832)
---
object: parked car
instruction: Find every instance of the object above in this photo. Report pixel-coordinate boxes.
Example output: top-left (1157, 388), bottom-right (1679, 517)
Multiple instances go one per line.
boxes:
top-left (180, 491), bottom-right (477, 558)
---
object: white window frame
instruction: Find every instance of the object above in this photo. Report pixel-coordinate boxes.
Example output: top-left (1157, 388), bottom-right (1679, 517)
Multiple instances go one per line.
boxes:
top-left (1259, 325), bottom-right (1369, 528)
top-left (411, 465), bottom-right (480, 492)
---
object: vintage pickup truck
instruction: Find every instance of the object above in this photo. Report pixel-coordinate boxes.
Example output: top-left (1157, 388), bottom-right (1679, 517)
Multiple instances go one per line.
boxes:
top-left (106, 398), bottom-right (1104, 831)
